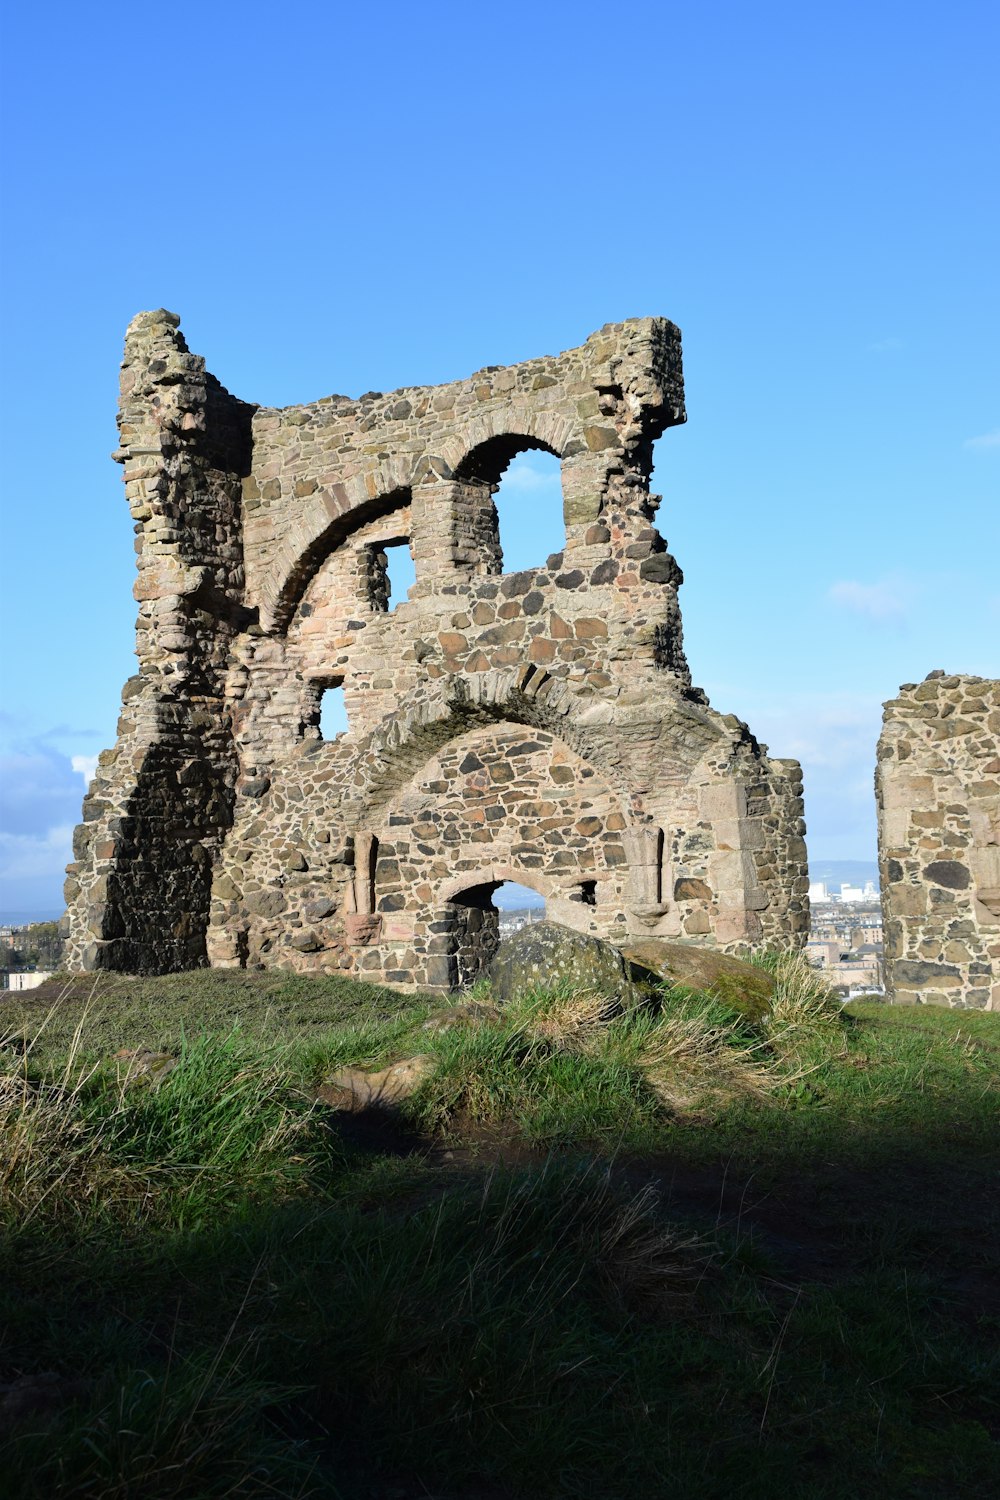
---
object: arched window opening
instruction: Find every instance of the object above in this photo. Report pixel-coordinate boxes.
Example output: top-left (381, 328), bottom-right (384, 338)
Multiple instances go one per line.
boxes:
top-left (367, 537), bottom-right (416, 611)
top-left (317, 681), bottom-right (348, 740)
top-left (276, 486), bottom-right (412, 631)
top-left (490, 450), bottom-right (564, 575)
top-left (447, 878), bottom-right (545, 988)
top-left (454, 436), bottom-right (564, 577)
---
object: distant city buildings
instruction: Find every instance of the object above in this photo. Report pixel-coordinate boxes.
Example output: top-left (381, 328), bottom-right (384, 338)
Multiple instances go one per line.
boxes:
top-left (497, 906), bottom-right (545, 940)
top-left (4, 970), bottom-right (52, 991)
top-left (806, 886), bottom-right (884, 995)
top-left (1, 920), bottom-right (62, 990)
top-left (808, 880), bottom-right (879, 904)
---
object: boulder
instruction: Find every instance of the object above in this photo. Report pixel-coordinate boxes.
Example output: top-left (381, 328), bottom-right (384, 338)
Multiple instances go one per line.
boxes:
top-left (619, 939), bottom-right (774, 1021)
top-left (488, 921), bottom-right (631, 1005)
top-left (316, 1054), bottom-right (434, 1112)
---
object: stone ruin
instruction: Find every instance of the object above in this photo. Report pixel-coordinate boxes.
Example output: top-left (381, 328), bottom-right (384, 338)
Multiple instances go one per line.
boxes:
top-left (63, 310), bottom-right (810, 989)
top-left (877, 672), bottom-right (1000, 1009)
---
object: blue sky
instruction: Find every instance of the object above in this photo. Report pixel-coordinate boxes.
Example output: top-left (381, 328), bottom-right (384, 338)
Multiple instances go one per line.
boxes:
top-left (1, 0), bottom-right (997, 915)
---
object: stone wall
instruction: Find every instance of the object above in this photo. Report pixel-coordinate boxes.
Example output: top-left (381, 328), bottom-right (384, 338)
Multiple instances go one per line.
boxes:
top-left (63, 311), bottom-right (254, 972)
top-left (877, 671), bottom-right (1000, 1009)
top-left (64, 312), bottom-right (809, 988)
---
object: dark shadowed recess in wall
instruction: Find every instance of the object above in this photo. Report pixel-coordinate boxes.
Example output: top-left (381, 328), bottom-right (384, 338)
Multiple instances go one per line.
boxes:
top-left (492, 450), bottom-right (564, 575)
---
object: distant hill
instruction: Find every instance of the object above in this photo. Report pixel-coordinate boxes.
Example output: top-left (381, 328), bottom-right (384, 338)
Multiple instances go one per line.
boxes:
top-left (494, 883), bottom-right (545, 910)
top-left (0, 910), bottom-right (64, 928)
top-left (808, 860), bottom-right (879, 891)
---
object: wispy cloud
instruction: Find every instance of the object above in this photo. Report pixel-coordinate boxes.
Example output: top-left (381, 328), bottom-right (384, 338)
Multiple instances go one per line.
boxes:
top-left (699, 687), bottom-right (884, 862)
top-left (828, 576), bottom-right (911, 622)
top-left (963, 428), bottom-right (1000, 451)
top-left (0, 742), bottom-right (90, 911)
top-left (0, 825), bottom-right (74, 881)
top-left (0, 824), bottom-right (74, 916)
top-left (867, 336), bottom-right (903, 353)
top-left (71, 754), bottom-right (99, 786)
top-left (498, 453), bottom-right (563, 494)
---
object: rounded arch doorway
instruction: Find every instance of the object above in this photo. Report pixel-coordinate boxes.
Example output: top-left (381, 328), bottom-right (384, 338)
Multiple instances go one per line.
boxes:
top-left (444, 876), bottom-right (546, 989)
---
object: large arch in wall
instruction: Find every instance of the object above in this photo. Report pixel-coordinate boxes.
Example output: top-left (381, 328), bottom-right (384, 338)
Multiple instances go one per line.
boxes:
top-left (269, 484), bottom-right (413, 632)
top-left (367, 715), bottom-right (632, 989)
top-left (442, 403), bottom-right (584, 479)
top-left (341, 665), bottom-right (645, 825)
top-left (257, 402), bottom-right (599, 630)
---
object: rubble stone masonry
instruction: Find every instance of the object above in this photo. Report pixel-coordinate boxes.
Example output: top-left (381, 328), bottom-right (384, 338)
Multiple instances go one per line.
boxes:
top-left (877, 672), bottom-right (1000, 1009)
top-left (64, 311), bottom-right (809, 988)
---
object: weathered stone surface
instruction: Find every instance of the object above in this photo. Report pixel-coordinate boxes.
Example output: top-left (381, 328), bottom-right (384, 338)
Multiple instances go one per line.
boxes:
top-left (922, 861), bottom-right (970, 890)
top-left (489, 921), bottom-right (631, 1004)
top-left (877, 672), bottom-right (999, 1009)
top-left (619, 939), bottom-right (775, 1020)
top-left (316, 1055), bottom-right (434, 1111)
top-left (64, 313), bottom-right (809, 988)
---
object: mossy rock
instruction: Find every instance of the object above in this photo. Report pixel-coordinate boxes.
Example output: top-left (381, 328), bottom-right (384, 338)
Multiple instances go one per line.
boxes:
top-left (618, 940), bottom-right (774, 1022)
top-left (489, 921), bottom-right (631, 1005)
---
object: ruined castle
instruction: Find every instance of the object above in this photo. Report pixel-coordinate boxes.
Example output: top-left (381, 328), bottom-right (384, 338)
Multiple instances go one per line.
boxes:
top-left (63, 312), bottom-right (810, 989)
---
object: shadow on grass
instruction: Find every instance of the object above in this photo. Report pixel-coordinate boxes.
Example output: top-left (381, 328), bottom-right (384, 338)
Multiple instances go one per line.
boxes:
top-left (327, 1102), bottom-right (430, 1159)
top-left (2, 988), bottom-right (998, 1497)
top-left (3, 1097), bottom-right (998, 1500)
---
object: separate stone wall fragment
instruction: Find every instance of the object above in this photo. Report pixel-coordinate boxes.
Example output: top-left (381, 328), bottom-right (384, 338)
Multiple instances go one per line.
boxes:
top-left (877, 671), bottom-right (1000, 1009)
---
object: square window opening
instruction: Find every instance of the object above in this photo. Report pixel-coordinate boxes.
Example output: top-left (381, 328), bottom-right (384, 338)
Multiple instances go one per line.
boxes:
top-left (368, 537), bottom-right (416, 611)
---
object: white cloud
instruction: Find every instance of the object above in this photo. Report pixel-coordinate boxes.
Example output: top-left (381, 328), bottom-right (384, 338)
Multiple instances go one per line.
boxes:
top-left (702, 688), bottom-right (884, 862)
top-left (827, 576), bottom-right (910, 622)
top-left (0, 825), bottom-right (74, 915)
top-left (963, 428), bottom-right (1000, 450)
top-left (0, 824), bottom-right (74, 880)
top-left (71, 754), bottom-right (99, 786)
top-left (867, 336), bottom-right (903, 353)
top-left (498, 453), bottom-right (562, 494)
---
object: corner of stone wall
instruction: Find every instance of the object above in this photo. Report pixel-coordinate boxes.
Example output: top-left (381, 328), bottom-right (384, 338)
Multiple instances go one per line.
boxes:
top-left (64, 311), bottom-right (256, 973)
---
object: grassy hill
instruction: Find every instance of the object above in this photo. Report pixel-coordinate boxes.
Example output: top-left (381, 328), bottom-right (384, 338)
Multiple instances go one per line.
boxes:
top-left (1, 964), bottom-right (997, 1498)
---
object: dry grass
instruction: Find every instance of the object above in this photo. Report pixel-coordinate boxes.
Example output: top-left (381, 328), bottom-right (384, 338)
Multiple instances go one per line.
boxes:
top-left (0, 1069), bottom-right (138, 1226)
top-left (633, 1012), bottom-right (778, 1110)
top-left (518, 987), bottom-right (621, 1047)
top-left (0, 999), bottom-right (149, 1226)
top-left (508, 984), bottom-right (782, 1114)
top-left (0, 998), bottom-right (318, 1231)
top-left (756, 953), bottom-right (847, 1078)
top-left (592, 1176), bottom-right (713, 1308)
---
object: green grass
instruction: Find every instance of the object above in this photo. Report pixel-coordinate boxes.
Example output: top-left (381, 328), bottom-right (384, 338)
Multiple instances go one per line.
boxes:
top-left (1, 966), bottom-right (997, 1498)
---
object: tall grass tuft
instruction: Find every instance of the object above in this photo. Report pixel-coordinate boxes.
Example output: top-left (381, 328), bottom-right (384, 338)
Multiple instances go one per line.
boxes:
top-left (5, 1357), bottom-right (319, 1500)
top-left (1, 1023), bottom-right (320, 1230)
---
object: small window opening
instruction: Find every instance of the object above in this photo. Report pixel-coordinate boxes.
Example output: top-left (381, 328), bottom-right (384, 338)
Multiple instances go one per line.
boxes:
top-left (492, 451), bottom-right (564, 574)
top-left (368, 537), bottom-right (416, 611)
top-left (576, 880), bottom-right (598, 907)
top-left (318, 681), bottom-right (348, 740)
top-left (447, 879), bottom-right (546, 988)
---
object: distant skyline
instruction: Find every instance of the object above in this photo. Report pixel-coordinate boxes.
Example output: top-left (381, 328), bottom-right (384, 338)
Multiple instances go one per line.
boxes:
top-left (1, 0), bottom-right (997, 914)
